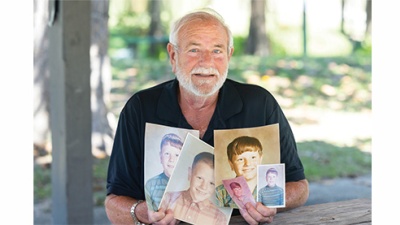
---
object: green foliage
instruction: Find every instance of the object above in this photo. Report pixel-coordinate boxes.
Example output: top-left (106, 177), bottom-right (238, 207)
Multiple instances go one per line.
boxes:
top-left (227, 55), bottom-right (371, 112)
top-left (298, 140), bottom-right (371, 181)
top-left (269, 35), bottom-right (288, 56)
top-left (232, 36), bottom-right (246, 56)
top-left (34, 165), bottom-right (51, 203)
top-left (111, 11), bottom-right (150, 37)
top-left (110, 54), bottom-right (371, 114)
top-left (109, 10), bottom-right (169, 60)
top-left (354, 37), bottom-right (372, 57)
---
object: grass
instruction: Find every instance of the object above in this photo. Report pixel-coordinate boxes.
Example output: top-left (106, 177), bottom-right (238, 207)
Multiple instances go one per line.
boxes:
top-left (298, 140), bottom-right (371, 181)
top-left (34, 54), bottom-right (371, 206)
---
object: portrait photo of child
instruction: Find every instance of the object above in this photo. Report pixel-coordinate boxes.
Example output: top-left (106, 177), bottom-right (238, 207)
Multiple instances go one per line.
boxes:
top-left (214, 124), bottom-right (280, 208)
top-left (257, 163), bottom-right (286, 208)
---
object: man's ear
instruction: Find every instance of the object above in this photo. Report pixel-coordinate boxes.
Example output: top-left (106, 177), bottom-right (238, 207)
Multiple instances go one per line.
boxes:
top-left (227, 47), bottom-right (234, 60)
top-left (167, 43), bottom-right (177, 73)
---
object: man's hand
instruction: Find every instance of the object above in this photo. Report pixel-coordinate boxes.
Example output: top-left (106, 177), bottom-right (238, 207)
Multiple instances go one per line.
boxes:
top-left (239, 202), bottom-right (277, 225)
top-left (147, 208), bottom-right (179, 225)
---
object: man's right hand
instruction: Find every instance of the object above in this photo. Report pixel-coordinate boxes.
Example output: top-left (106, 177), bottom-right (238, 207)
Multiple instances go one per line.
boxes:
top-left (147, 208), bottom-right (179, 225)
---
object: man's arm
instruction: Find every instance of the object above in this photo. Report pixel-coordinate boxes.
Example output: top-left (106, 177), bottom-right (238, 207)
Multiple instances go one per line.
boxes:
top-left (278, 179), bottom-right (309, 212)
top-left (105, 194), bottom-right (177, 225)
top-left (105, 194), bottom-right (141, 224)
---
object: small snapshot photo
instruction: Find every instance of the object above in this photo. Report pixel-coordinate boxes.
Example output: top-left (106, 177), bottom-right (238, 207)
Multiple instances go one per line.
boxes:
top-left (144, 123), bottom-right (199, 211)
top-left (222, 176), bottom-right (256, 209)
top-left (257, 164), bottom-right (285, 208)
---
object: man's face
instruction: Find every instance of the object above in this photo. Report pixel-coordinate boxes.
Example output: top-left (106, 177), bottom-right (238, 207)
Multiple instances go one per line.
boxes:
top-left (168, 19), bottom-right (233, 97)
top-left (232, 187), bottom-right (243, 198)
top-left (188, 161), bottom-right (215, 203)
top-left (160, 144), bottom-right (181, 177)
top-left (267, 172), bottom-right (277, 187)
top-left (229, 151), bottom-right (262, 181)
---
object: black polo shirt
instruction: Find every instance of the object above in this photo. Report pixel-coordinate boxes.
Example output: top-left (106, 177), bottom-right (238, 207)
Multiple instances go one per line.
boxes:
top-left (106, 78), bottom-right (305, 201)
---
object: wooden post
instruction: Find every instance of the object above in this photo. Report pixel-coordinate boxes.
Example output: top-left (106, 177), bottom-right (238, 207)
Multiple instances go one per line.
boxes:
top-left (48, 0), bottom-right (93, 224)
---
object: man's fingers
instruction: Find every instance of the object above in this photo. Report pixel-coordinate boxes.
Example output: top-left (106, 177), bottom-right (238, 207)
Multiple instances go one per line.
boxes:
top-left (244, 202), bottom-right (277, 224)
top-left (239, 207), bottom-right (259, 225)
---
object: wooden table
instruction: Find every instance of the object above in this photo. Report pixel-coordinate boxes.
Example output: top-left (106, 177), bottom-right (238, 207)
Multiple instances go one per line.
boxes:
top-left (229, 198), bottom-right (371, 224)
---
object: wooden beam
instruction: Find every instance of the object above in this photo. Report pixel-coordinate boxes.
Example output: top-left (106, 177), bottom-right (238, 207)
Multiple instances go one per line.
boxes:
top-left (48, 0), bottom-right (93, 224)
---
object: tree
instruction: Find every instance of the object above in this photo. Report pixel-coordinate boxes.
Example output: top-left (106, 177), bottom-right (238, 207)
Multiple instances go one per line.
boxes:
top-left (245, 0), bottom-right (270, 56)
top-left (365, 0), bottom-right (371, 36)
top-left (147, 0), bottom-right (166, 58)
top-left (340, 0), bottom-right (371, 53)
top-left (90, 0), bottom-right (116, 157)
top-left (33, 0), bottom-right (115, 160)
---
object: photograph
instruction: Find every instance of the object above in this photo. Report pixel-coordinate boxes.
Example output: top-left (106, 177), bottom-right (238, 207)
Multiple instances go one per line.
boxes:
top-left (222, 176), bottom-right (256, 209)
top-left (144, 122), bottom-right (199, 211)
top-left (257, 164), bottom-right (285, 208)
top-left (214, 124), bottom-right (280, 208)
top-left (159, 133), bottom-right (232, 225)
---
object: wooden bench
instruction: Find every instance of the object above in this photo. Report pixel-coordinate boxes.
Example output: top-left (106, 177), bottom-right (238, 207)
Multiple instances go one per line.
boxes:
top-left (229, 198), bottom-right (371, 224)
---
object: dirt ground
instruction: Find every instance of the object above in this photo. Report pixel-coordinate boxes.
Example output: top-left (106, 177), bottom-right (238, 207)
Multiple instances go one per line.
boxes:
top-left (286, 106), bottom-right (371, 153)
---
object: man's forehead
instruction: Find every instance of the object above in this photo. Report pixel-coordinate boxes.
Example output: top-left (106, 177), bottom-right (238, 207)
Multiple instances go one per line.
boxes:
top-left (178, 21), bottom-right (228, 44)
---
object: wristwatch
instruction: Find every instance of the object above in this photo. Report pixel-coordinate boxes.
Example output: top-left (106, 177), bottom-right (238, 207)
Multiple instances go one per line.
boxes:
top-left (130, 200), bottom-right (146, 225)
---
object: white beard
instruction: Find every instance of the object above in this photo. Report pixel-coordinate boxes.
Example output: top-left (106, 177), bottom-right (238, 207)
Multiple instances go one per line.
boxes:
top-left (175, 59), bottom-right (228, 97)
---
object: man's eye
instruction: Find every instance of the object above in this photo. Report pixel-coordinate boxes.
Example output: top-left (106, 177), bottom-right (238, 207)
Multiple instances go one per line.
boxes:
top-left (189, 49), bottom-right (198, 53)
top-left (213, 49), bottom-right (222, 54)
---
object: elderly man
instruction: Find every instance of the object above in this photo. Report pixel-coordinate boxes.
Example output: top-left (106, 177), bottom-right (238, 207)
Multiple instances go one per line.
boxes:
top-left (105, 8), bottom-right (308, 225)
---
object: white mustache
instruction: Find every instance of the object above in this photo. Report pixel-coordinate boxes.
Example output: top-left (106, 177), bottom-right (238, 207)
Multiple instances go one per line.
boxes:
top-left (191, 67), bottom-right (220, 75)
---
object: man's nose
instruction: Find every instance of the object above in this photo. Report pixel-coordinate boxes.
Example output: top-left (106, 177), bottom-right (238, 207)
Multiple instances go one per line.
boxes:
top-left (199, 51), bottom-right (213, 67)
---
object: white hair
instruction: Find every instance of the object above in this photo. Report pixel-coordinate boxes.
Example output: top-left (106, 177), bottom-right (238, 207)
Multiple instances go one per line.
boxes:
top-left (169, 8), bottom-right (234, 50)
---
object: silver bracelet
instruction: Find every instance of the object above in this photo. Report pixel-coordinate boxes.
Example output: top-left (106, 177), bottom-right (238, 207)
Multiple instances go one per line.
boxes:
top-left (130, 200), bottom-right (146, 225)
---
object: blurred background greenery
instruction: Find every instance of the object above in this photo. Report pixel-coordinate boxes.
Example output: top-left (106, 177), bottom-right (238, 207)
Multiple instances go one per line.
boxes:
top-left (34, 0), bottom-right (371, 206)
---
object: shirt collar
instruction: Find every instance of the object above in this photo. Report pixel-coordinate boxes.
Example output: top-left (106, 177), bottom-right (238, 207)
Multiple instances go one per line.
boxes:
top-left (156, 79), bottom-right (243, 124)
top-left (217, 79), bottom-right (243, 121)
top-left (160, 172), bottom-right (169, 180)
top-left (156, 79), bottom-right (182, 123)
top-left (181, 189), bottom-right (211, 210)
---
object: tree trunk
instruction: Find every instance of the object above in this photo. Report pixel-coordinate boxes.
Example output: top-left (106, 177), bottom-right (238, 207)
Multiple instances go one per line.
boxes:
top-left (91, 0), bottom-right (116, 157)
top-left (341, 0), bottom-right (345, 33)
top-left (33, 0), bottom-right (51, 156)
top-left (340, 0), bottom-right (365, 53)
top-left (245, 0), bottom-right (270, 56)
top-left (148, 0), bottom-right (164, 57)
top-left (365, 0), bottom-right (371, 35)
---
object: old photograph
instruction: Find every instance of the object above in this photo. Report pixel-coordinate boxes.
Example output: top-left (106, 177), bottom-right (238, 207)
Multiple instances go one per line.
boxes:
top-left (214, 124), bottom-right (280, 208)
top-left (144, 122), bottom-right (199, 211)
